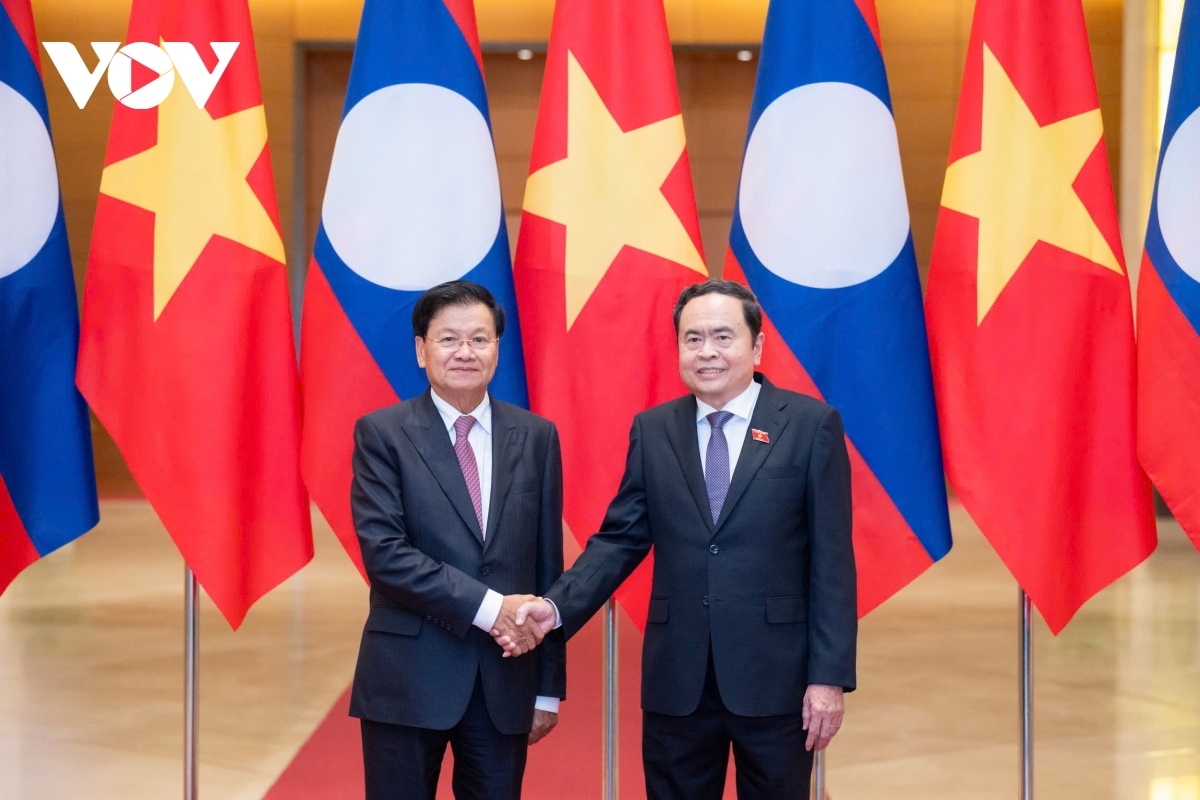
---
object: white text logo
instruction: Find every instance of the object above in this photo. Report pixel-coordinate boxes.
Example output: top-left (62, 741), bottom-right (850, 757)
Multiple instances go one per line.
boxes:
top-left (41, 41), bottom-right (240, 110)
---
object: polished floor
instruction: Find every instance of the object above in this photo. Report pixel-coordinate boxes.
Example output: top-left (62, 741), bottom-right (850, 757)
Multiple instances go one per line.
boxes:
top-left (0, 502), bottom-right (1197, 799)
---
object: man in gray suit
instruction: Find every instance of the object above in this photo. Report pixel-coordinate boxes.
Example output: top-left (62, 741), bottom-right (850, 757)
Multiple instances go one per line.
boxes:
top-left (349, 280), bottom-right (565, 800)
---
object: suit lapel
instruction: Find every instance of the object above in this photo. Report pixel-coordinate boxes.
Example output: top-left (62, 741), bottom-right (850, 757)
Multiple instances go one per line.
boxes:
top-left (714, 378), bottom-right (789, 532)
top-left (484, 403), bottom-right (527, 551)
top-left (401, 390), bottom-right (485, 545)
top-left (666, 396), bottom-right (716, 535)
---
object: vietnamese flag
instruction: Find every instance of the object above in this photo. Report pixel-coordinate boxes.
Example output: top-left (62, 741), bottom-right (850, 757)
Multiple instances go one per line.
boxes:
top-left (77, 0), bottom-right (313, 628)
top-left (513, 0), bottom-right (707, 629)
top-left (926, 0), bottom-right (1156, 633)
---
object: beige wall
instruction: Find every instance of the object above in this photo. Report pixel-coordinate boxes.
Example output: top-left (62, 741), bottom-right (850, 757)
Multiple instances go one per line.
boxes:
top-left (295, 0), bottom-right (772, 42)
top-left (29, 0), bottom-right (1125, 492)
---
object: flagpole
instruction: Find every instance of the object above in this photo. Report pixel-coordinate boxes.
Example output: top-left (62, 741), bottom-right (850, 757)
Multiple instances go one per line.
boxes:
top-left (814, 750), bottom-right (826, 799)
top-left (185, 566), bottom-right (199, 800)
top-left (602, 599), bottom-right (618, 800)
top-left (1019, 589), bottom-right (1033, 800)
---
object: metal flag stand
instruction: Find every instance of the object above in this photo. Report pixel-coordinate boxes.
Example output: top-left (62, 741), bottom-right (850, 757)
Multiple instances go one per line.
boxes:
top-left (185, 566), bottom-right (199, 800)
top-left (602, 600), bottom-right (618, 800)
top-left (1019, 589), bottom-right (1033, 800)
top-left (600, 596), bottom-right (833, 800)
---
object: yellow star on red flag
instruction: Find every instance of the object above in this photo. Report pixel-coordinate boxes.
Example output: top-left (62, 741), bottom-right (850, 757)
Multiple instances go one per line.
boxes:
top-left (940, 45), bottom-right (1121, 324)
top-left (100, 83), bottom-right (284, 319)
top-left (522, 51), bottom-right (706, 329)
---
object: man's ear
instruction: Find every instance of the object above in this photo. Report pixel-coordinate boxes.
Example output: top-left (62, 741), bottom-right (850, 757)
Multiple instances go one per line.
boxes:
top-left (415, 336), bottom-right (427, 369)
top-left (753, 331), bottom-right (765, 366)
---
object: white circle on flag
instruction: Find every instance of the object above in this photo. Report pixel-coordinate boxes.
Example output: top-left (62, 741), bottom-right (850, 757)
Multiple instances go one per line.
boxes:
top-left (1158, 107), bottom-right (1200, 283)
top-left (322, 83), bottom-right (502, 290)
top-left (0, 81), bottom-right (60, 280)
top-left (738, 82), bottom-right (910, 289)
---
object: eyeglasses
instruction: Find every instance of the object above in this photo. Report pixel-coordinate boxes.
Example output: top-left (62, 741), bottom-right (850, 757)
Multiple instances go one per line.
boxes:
top-left (425, 336), bottom-right (498, 352)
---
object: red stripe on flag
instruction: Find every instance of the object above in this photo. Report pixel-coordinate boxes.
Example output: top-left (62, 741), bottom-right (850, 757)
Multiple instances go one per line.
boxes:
top-left (1138, 254), bottom-right (1200, 552)
top-left (0, 473), bottom-right (40, 596)
top-left (1, 0), bottom-right (41, 72)
top-left (442, 0), bottom-right (484, 74)
top-left (724, 255), bottom-right (934, 616)
top-left (852, 0), bottom-right (883, 51)
top-left (300, 260), bottom-right (399, 578)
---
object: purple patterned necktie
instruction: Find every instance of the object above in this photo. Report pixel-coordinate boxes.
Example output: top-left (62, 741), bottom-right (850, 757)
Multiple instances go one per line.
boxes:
top-left (453, 415), bottom-right (484, 531)
top-left (705, 410), bottom-right (734, 524)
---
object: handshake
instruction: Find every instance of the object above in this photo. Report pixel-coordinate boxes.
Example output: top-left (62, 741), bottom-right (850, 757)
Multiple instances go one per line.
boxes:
top-left (489, 595), bottom-right (558, 657)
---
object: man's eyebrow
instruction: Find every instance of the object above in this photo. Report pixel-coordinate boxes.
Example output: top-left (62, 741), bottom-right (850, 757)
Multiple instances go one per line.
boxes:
top-left (682, 324), bottom-right (736, 336)
top-left (433, 326), bottom-right (491, 336)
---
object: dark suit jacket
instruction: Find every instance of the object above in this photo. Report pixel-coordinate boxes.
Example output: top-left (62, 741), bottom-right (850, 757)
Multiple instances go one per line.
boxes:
top-left (545, 374), bottom-right (855, 718)
top-left (348, 389), bottom-right (566, 735)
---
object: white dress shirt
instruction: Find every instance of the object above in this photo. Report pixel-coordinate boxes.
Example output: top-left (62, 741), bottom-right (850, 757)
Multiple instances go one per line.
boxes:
top-left (430, 389), bottom-right (559, 714)
top-left (696, 379), bottom-right (762, 479)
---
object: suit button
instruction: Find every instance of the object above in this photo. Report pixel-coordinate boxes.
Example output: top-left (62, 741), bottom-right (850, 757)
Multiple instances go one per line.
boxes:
top-left (481, 566), bottom-right (491, 576)
top-left (425, 615), bottom-right (431, 620)
top-left (710, 544), bottom-right (720, 555)
top-left (702, 596), bottom-right (710, 606)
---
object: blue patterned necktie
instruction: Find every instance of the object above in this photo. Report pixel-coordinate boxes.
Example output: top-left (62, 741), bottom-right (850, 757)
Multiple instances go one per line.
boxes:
top-left (705, 410), bottom-right (734, 524)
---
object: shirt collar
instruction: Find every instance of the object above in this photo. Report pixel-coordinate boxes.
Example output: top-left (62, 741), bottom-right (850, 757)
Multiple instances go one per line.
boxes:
top-left (696, 378), bottom-right (761, 424)
top-left (430, 389), bottom-right (492, 435)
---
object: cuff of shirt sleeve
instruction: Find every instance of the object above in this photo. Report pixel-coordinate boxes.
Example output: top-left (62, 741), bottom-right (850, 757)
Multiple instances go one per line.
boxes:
top-left (544, 598), bottom-right (563, 630)
top-left (472, 589), bottom-right (504, 633)
top-left (534, 696), bottom-right (560, 713)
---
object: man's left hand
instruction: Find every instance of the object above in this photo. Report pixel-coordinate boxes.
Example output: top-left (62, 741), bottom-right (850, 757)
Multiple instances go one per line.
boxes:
top-left (802, 684), bottom-right (844, 752)
top-left (529, 710), bottom-right (558, 745)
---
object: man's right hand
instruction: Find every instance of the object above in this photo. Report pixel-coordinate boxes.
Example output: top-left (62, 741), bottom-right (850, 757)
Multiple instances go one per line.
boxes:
top-left (490, 594), bottom-right (545, 657)
top-left (496, 598), bottom-right (558, 657)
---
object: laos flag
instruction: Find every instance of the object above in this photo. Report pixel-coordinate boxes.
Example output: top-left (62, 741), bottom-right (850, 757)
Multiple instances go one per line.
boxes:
top-left (0, 0), bottom-right (98, 595)
top-left (300, 0), bottom-right (527, 571)
top-left (726, 0), bottom-right (951, 615)
top-left (1138, 0), bottom-right (1200, 552)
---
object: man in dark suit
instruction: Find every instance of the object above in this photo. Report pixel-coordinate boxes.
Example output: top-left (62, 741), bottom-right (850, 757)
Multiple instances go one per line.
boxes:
top-left (506, 279), bottom-right (856, 799)
top-left (350, 280), bottom-right (566, 800)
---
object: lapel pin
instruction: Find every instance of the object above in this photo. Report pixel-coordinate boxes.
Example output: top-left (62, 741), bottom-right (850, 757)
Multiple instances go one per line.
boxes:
top-left (752, 429), bottom-right (769, 443)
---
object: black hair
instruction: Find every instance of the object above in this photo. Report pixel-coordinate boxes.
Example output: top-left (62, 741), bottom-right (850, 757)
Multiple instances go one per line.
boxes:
top-left (412, 280), bottom-right (506, 339)
top-left (673, 279), bottom-right (763, 341)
